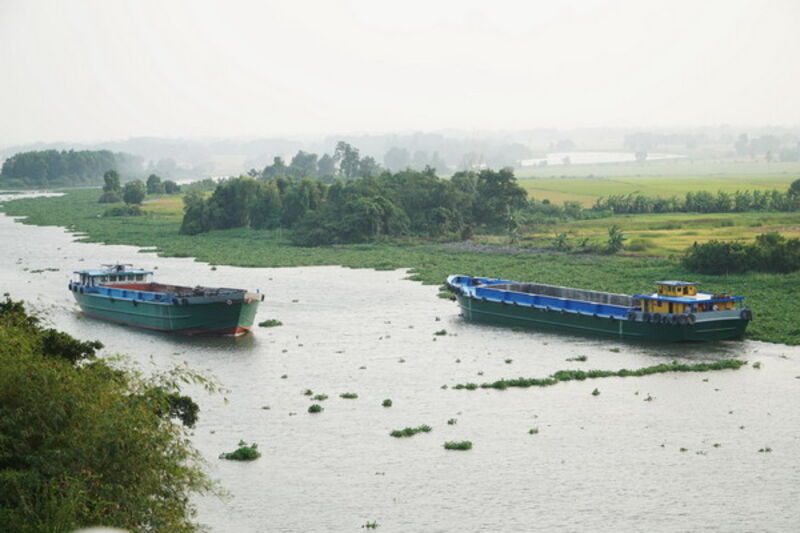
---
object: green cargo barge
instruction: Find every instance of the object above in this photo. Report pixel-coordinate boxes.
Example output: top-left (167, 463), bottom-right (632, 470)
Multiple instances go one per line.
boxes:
top-left (69, 265), bottom-right (262, 336)
top-left (446, 275), bottom-right (751, 342)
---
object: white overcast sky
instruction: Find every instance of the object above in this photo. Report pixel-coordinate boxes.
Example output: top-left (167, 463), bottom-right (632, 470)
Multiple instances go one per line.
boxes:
top-left (0, 0), bottom-right (798, 144)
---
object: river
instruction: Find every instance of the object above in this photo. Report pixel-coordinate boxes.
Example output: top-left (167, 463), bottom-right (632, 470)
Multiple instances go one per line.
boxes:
top-left (0, 200), bottom-right (798, 532)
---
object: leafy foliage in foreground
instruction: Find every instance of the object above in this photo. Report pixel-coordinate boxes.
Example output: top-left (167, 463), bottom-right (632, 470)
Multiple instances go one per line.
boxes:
top-left (0, 298), bottom-right (214, 532)
top-left (452, 359), bottom-right (746, 391)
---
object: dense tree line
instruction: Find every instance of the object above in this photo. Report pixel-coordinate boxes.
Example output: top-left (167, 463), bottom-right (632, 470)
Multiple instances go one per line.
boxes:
top-left (0, 298), bottom-right (212, 531)
top-left (592, 180), bottom-right (800, 214)
top-left (682, 233), bottom-right (800, 274)
top-left (0, 149), bottom-right (143, 187)
top-left (180, 167), bottom-right (528, 245)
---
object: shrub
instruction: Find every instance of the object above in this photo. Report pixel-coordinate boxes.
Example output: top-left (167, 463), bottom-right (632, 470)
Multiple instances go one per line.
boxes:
top-left (390, 425), bottom-right (432, 438)
top-left (103, 205), bottom-right (143, 217)
top-left (443, 441), bottom-right (472, 450)
top-left (0, 297), bottom-right (213, 530)
top-left (219, 441), bottom-right (261, 461)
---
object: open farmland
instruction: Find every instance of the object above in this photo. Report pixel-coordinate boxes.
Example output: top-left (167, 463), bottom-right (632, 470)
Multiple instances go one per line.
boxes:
top-left (518, 174), bottom-right (798, 207)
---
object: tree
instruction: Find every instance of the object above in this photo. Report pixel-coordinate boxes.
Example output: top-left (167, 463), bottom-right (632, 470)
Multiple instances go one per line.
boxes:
top-left (734, 134), bottom-right (749, 156)
top-left (98, 169), bottom-right (122, 203)
top-left (788, 178), bottom-right (800, 198)
top-left (607, 225), bottom-right (625, 253)
top-left (122, 179), bottom-right (146, 205)
top-left (179, 192), bottom-right (209, 235)
top-left (146, 173), bottom-right (164, 194)
top-left (288, 151), bottom-right (318, 178)
top-left (334, 141), bottom-right (360, 178)
top-left (357, 156), bottom-right (381, 177)
top-left (163, 179), bottom-right (181, 194)
top-left (0, 298), bottom-right (214, 531)
top-left (317, 154), bottom-right (336, 177)
top-left (262, 156), bottom-right (287, 180)
top-left (383, 147), bottom-right (410, 172)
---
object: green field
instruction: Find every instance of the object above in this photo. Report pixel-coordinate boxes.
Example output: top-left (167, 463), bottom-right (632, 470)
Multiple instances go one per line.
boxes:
top-left (2, 188), bottom-right (799, 345)
top-left (518, 175), bottom-right (797, 207)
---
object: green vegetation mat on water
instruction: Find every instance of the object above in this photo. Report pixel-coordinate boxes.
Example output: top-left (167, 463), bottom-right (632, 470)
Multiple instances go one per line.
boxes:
top-left (452, 359), bottom-right (747, 391)
top-left (3, 189), bottom-right (799, 344)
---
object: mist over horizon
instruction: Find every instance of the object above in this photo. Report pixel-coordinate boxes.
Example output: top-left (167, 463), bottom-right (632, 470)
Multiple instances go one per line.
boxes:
top-left (1, 0), bottom-right (798, 148)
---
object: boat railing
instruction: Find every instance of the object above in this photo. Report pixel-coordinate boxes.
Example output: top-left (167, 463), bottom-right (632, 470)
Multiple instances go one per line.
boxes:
top-left (473, 286), bottom-right (631, 318)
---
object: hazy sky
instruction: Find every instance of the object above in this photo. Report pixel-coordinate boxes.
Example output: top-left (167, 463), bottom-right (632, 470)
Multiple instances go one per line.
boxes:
top-left (1, 0), bottom-right (798, 144)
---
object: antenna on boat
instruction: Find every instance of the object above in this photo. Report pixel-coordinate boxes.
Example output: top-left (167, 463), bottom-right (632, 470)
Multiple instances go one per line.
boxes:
top-left (101, 263), bottom-right (134, 272)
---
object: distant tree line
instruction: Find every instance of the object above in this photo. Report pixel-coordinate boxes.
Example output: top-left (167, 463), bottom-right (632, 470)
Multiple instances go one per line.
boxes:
top-left (592, 180), bottom-right (800, 214)
top-left (180, 165), bottom-right (527, 245)
top-left (0, 149), bottom-right (142, 187)
top-left (258, 141), bottom-right (382, 181)
top-left (683, 233), bottom-right (800, 274)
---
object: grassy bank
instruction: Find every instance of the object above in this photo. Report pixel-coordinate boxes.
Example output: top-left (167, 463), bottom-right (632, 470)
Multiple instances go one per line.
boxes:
top-left (2, 188), bottom-right (799, 344)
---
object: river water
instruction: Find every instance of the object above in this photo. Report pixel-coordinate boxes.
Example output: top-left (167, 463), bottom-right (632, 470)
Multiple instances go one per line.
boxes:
top-left (0, 200), bottom-right (798, 532)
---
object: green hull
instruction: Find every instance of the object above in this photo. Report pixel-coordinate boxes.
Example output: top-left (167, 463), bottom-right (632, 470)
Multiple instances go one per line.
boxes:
top-left (74, 292), bottom-right (259, 336)
top-left (456, 294), bottom-right (748, 342)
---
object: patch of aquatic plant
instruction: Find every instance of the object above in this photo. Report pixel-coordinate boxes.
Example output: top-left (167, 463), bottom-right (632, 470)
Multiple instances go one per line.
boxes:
top-left (752, 361), bottom-right (761, 369)
top-left (308, 404), bottom-right (323, 413)
top-left (452, 360), bottom-right (747, 391)
top-left (219, 441), bottom-right (261, 461)
top-left (504, 358), bottom-right (513, 364)
top-left (447, 418), bottom-right (457, 425)
top-left (390, 425), bottom-right (432, 438)
top-left (362, 522), bottom-right (379, 529)
top-left (258, 319), bottom-right (283, 327)
top-left (382, 398), bottom-right (392, 407)
top-left (758, 446), bottom-right (772, 453)
top-left (312, 394), bottom-right (329, 401)
top-left (340, 392), bottom-right (358, 399)
top-left (591, 388), bottom-right (600, 396)
top-left (434, 329), bottom-right (447, 336)
top-left (443, 440), bottom-right (472, 451)
top-left (528, 428), bottom-right (539, 434)
top-left (566, 355), bottom-right (588, 362)
top-left (303, 389), bottom-right (313, 396)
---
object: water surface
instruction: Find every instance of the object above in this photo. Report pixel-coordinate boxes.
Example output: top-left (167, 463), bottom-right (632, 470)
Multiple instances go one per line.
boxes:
top-left (0, 206), bottom-right (797, 532)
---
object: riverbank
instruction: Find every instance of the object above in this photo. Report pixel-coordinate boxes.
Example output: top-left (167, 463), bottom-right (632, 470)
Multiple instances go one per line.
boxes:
top-left (2, 188), bottom-right (799, 345)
